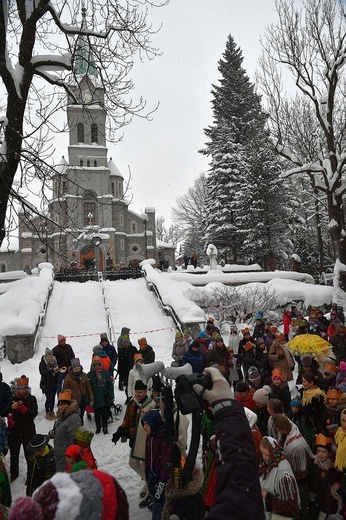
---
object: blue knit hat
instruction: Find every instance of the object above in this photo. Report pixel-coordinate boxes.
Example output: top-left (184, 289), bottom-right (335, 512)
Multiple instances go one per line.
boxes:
top-left (198, 331), bottom-right (207, 339)
top-left (290, 398), bottom-right (302, 408)
top-left (141, 410), bottom-right (164, 435)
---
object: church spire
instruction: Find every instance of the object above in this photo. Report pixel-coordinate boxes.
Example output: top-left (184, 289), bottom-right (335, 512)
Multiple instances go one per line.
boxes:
top-left (74, 6), bottom-right (98, 78)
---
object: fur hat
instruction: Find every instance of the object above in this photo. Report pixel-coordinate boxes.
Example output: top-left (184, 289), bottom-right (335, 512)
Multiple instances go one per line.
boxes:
top-left (71, 358), bottom-right (81, 370)
top-left (141, 409), bottom-right (164, 434)
top-left (8, 470), bottom-right (128, 520)
top-left (58, 389), bottom-right (72, 404)
top-left (134, 380), bottom-right (147, 391)
top-left (253, 385), bottom-right (271, 405)
top-left (133, 354), bottom-right (144, 364)
top-left (29, 434), bottom-right (48, 451)
top-left (58, 334), bottom-right (66, 344)
top-left (248, 366), bottom-right (260, 381)
top-left (45, 348), bottom-right (53, 356)
top-left (17, 375), bottom-right (29, 389)
top-left (138, 338), bottom-right (147, 347)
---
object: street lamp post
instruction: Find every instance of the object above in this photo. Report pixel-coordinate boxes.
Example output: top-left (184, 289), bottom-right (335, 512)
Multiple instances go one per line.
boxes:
top-left (141, 213), bottom-right (148, 259)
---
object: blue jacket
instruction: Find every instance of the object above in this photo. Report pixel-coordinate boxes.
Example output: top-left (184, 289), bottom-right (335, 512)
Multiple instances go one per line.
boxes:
top-left (182, 347), bottom-right (205, 374)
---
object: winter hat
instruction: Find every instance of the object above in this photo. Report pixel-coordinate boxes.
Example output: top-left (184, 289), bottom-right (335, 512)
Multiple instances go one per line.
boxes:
top-left (133, 354), bottom-right (144, 364)
top-left (253, 385), bottom-right (271, 405)
top-left (175, 331), bottom-right (183, 339)
top-left (58, 389), bottom-right (72, 404)
top-left (269, 326), bottom-right (277, 333)
top-left (45, 348), bottom-right (53, 356)
top-left (339, 361), bottom-right (346, 372)
top-left (142, 409), bottom-right (164, 434)
top-left (8, 470), bottom-right (128, 520)
top-left (207, 317), bottom-right (214, 324)
top-left (191, 340), bottom-right (200, 349)
top-left (248, 366), bottom-right (260, 382)
top-left (58, 334), bottom-right (66, 344)
top-left (134, 380), bottom-right (147, 391)
top-left (100, 333), bottom-right (108, 342)
top-left (75, 427), bottom-right (94, 447)
top-left (93, 344), bottom-right (103, 354)
top-left (324, 362), bottom-right (338, 375)
top-left (122, 334), bottom-right (130, 343)
top-left (65, 445), bottom-right (82, 460)
top-left (29, 434), bottom-right (48, 451)
top-left (183, 329), bottom-right (191, 336)
top-left (211, 331), bottom-right (219, 339)
top-left (244, 341), bottom-right (255, 352)
top-left (272, 368), bottom-right (283, 380)
top-left (214, 335), bottom-right (223, 344)
top-left (138, 337), bottom-right (147, 347)
top-left (17, 375), bottom-right (29, 389)
top-left (338, 324), bottom-right (346, 331)
top-left (298, 319), bottom-right (308, 328)
top-left (198, 331), bottom-right (207, 339)
top-left (92, 356), bottom-right (102, 367)
top-left (290, 397), bottom-right (302, 408)
top-left (71, 358), bottom-right (81, 370)
top-left (301, 354), bottom-right (313, 367)
top-left (241, 327), bottom-right (250, 335)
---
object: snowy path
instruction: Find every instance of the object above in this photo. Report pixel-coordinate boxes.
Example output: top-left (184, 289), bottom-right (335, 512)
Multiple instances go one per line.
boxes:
top-left (6, 278), bottom-right (177, 519)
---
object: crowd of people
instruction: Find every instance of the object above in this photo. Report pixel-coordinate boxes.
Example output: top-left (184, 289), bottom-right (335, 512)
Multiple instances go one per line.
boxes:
top-left (3, 305), bottom-right (346, 518)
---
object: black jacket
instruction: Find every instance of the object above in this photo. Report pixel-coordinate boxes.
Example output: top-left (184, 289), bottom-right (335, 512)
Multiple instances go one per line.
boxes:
top-left (206, 400), bottom-right (264, 519)
top-left (26, 444), bottom-right (56, 496)
top-left (52, 343), bottom-right (75, 368)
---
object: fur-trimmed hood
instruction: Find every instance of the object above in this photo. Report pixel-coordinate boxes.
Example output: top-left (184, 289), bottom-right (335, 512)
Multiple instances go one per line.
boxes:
top-left (56, 399), bottom-right (80, 421)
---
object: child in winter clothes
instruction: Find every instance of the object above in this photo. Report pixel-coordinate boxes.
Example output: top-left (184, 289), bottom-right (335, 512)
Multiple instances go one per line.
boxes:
top-left (286, 397), bottom-right (303, 433)
top-left (226, 348), bottom-right (239, 392)
top-left (309, 434), bottom-right (338, 519)
top-left (65, 444), bottom-right (87, 472)
top-left (336, 361), bottom-right (346, 392)
top-left (75, 426), bottom-right (98, 470)
top-left (320, 386), bottom-right (344, 440)
top-left (26, 434), bottom-right (55, 497)
top-left (142, 409), bottom-right (174, 520)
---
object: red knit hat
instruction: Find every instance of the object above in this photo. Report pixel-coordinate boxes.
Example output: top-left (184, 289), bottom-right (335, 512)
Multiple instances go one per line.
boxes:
top-left (65, 445), bottom-right (82, 461)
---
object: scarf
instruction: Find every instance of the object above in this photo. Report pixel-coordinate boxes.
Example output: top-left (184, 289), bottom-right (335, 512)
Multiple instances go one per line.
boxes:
top-left (335, 427), bottom-right (346, 470)
top-left (259, 437), bottom-right (299, 503)
top-left (282, 344), bottom-right (295, 370)
top-left (44, 355), bottom-right (58, 369)
top-left (301, 386), bottom-right (326, 406)
top-left (283, 422), bottom-right (314, 473)
top-left (95, 372), bottom-right (104, 387)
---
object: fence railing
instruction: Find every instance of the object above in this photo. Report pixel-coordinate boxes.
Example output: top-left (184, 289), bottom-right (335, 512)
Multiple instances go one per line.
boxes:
top-left (54, 268), bottom-right (142, 283)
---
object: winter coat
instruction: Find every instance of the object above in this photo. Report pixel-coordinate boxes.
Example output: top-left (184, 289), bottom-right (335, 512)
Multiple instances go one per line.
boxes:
top-left (252, 322), bottom-right (265, 342)
top-left (237, 336), bottom-right (255, 366)
top-left (0, 419), bottom-right (8, 455)
top-left (145, 428), bottom-right (175, 506)
top-left (117, 327), bottom-right (131, 353)
top-left (182, 347), bottom-right (206, 374)
top-left (100, 340), bottom-right (118, 368)
top-left (282, 314), bottom-right (291, 335)
top-left (0, 381), bottom-right (13, 417)
top-left (39, 355), bottom-right (58, 394)
top-left (6, 391), bottom-right (38, 441)
top-left (118, 344), bottom-right (138, 380)
top-left (138, 344), bottom-right (155, 364)
top-left (50, 399), bottom-right (81, 472)
top-left (171, 339), bottom-right (189, 365)
top-left (205, 345), bottom-right (230, 372)
top-left (26, 444), bottom-right (55, 496)
top-left (330, 332), bottom-right (346, 363)
top-left (121, 394), bottom-right (156, 460)
top-left (63, 368), bottom-right (94, 406)
top-left (52, 343), bottom-right (75, 368)
top-left (91, 350), bottom-right (113, 375)
top-left (127, 365), bottom-right (152, 398)
top-left (206, 400), bottom-right (264, 519)
top-left (269, 382), bottom-right (292, 414)
top-left (268, 339), bottom-right (295, 381)
top-left (235, 387), bottom-right (256, 412)
top-left (87, 368), bottom-right (114, 408)
top-left (321, 402), bottom-right (344, 438)
top-left (309, 455), bottom-right (338, 514)
top-left (300, 387), bottom-right (326, 434)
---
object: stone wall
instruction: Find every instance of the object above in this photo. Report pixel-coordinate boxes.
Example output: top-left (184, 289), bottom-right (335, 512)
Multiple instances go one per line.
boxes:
top-left (6, 330), bottom-right (36, 364)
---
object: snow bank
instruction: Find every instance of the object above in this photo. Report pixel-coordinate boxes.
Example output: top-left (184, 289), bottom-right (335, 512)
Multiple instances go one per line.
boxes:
top-left (166, 270), bottom-right (314, 286)
top-left (0, 266), bottom-right (54, 335)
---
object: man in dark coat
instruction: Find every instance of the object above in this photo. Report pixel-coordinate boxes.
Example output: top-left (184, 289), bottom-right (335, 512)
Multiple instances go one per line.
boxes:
top-left (26, 434), bottom-right (55, 496)
top-left (0, 372), bottom-right (13, 417)
top-left (330, 324), bottom-right (346, 363)
top-left (52, 334), bottom-right (75, 393)
top-left (118, 335), bottom-right (137, 396)
top-left (137, 337), bottom-right (155, 364)
top-left (117, 327), bottom-right (131, 391)
top-left (100, 333), bottom-right (118, 372)
top-left (5, 375), bottom-right (38, 482)
top-left (182, 341), bottom-right (206, 374)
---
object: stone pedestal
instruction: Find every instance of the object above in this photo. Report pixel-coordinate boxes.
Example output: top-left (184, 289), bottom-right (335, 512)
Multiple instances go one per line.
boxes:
top-left (6, 332), bottom-right (35, 364)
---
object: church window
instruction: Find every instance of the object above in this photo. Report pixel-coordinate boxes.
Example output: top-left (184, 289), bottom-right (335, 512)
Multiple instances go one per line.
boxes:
top-left (94, 160), bottom-right (97, 167)
top-left (131, 221), bottom-right (138, 233)
top-left (1, 264), bottom-right (5, 273)
top-left (80, 159), bottom-right (83, 167)
top-left (83, 192), bottom-right (97, 226)
top-left (111, 182), bottom-right (115, 196)
top-left (91, 124), bottom-right (98, 143)
top-left (118, 182), bottom-right (123, 198)
top-left (62, 181), bottom-right (66, 193)
top-left (87, 160), bottom-right (90, 167)
top-left (77, 123), bottom-right (84, 143)
top-left (119, 214), bottom-right (124, 226)
top-left (120, 239), bottom-right (125, 250)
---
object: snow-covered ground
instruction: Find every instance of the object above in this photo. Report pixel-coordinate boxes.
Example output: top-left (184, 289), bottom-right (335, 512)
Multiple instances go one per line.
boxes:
top-left (3, 278), bottom-right (176, 519)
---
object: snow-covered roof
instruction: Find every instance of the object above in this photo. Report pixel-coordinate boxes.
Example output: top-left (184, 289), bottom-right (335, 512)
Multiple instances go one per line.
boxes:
top-left (108, 158), bottom-right (123, 178)
top-left (157, 239), bottom-right (176, 249)
top-left (53, 156), bottom-right (68, 175)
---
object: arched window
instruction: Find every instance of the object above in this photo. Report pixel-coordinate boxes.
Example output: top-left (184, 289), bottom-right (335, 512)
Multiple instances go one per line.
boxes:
top-left (77, 123), bottom-right (84, 143)
top-left (80, 159), bottom-right (83, 167)
top-left (87, 160), bottom-right (90, 167)
top-left (131, 221), bottom-right (138, 233)
top-left (91, 124), bottom-right (98, 143)
top-left (83, 192), bottom-right (97, 226)
top-left (94, 160), bottom-right (97, 167)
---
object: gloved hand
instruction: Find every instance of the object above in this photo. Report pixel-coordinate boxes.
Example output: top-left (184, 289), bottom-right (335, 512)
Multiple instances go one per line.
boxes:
top-left (278, 354), bottom-right (285, 360)
top-left (193, 366), bottom-right (232, 405)
top-left (112, 427), bottom-right (124, 445)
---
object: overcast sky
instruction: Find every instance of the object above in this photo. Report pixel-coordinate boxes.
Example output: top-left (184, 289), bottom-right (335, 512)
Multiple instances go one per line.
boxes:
top-left (110, 0), bottom-right (287, 225)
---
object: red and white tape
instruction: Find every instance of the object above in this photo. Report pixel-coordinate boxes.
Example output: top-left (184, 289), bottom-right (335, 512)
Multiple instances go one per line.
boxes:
top-left (41, 327), bottom-right (175, 339)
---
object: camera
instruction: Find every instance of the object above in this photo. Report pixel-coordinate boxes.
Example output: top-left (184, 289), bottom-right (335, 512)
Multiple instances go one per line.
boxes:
top-left (174, 372), bottom-right (212, 415)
